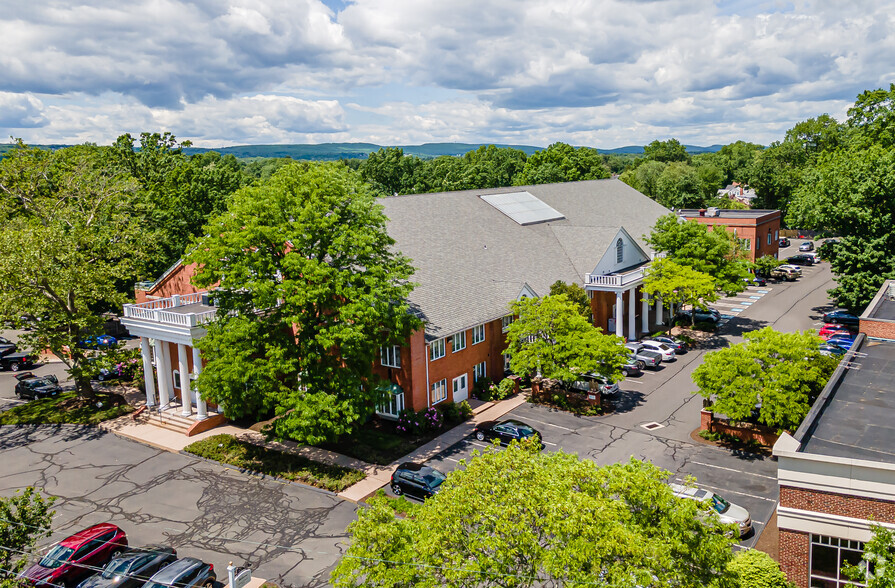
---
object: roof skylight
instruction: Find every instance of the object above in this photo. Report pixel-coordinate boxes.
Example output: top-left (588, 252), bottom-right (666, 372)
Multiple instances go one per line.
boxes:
top-left (480, 191), bottom-right (565, 226)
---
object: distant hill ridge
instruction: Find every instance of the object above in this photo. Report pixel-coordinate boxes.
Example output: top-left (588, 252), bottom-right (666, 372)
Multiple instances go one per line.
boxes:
top-left (1, 141), bottom-right (724, 160)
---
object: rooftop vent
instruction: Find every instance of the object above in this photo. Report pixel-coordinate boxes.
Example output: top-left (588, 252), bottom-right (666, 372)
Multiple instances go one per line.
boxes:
top-left (706, 207), bottom-right (721, 217)
top-left (480, 191), bottom-right (565, 226)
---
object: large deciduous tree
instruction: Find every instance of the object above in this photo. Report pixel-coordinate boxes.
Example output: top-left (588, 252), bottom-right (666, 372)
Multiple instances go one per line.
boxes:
top-left (643, 138), bottom-right (690, 163)
top-left (0, 488), bottom-right (55, 588)
top-left (843, 524), bottom-right (895, 587)
top-left (692, 327), bottom-right (837, 430)
top-left (505, 295), bottom-right (627, 383)
top-left (332, 445), bottom-right (738, 588)
top-left (186, 162), bottom-right (420, 444)
top-left (0, 144), bottom-right (151, 399)
top-left (726, 549), bottom-right (795, 588)
top-left (642, 259), bottom-right (718, 326)
top-left (513, 142), bottom-right (610, 185)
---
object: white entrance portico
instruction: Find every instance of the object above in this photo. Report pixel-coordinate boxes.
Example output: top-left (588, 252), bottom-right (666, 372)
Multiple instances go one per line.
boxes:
top-left (121, 292), bottom-right (218, 424)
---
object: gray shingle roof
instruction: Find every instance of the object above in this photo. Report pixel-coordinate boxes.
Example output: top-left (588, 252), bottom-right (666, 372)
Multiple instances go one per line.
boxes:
top-left (380, 179), bottom-right (671, 339)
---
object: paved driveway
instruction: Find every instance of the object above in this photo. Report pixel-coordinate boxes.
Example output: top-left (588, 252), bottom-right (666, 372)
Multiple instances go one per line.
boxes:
top-left (0, 425), bottom-right (357, 588)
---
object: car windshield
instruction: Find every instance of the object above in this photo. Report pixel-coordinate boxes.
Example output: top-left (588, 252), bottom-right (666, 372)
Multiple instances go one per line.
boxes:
top-left (710, 494), bottom-right (730, 514)
top-left (39, 545), bottom-right (74, 568)
top-left (515, 424), bottom-right (536, 437)
top-left (102, 557), bottom-right (136, 579)
top-left (422, 469), bottom-right (446, 487)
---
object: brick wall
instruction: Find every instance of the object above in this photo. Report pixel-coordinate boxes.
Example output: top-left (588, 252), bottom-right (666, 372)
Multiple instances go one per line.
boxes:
top-left (135, 262), bottom-right (204, 302)
top-left (779, 486), bottom-right (895, 522)
top-left (700, 410), bottom-right (780, 446)
top-left (779, 529), bottom-right (810, 588)
top-left (860, 318), bottom-right (895, 340)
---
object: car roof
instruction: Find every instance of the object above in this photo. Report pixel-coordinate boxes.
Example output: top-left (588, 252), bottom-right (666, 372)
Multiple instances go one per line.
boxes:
top-left (397, 462), bottom-right (425, 472)
top-left (150, 558), bottom-right (204, 581)
top-left (60, 523), bottom-right (122, 547)
top-left (501, 419), bottom-right (533, 428)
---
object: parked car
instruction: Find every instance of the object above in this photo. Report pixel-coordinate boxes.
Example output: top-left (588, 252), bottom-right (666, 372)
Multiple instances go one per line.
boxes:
top-left (77, 335), bottom-right (118, 350)
top-left (0, 336), bottom-right (17, 356)
top-left (390, 462), bottom-right (447, 500)
top-left (819, 323), bottom-right (854, 340)
top-left (786, 254), bottom-right (815, 266)
top-left (20, 524), bottom-right (127, 588)
top-left (638, 340), bottom-right (677, 361)
top-left (823, 310), bottom-right (860, 326)
top-left (620, 356), bottom-right (643, 377)
top-left (650, 335), bottom-right (687, 353)
top-left (826, 334), bottom-right (856, 349)
top-left (669, 483), bottom-right (752, 537)
top-left (744, 275), bottom-right (767, 287)
top-left (624, 344), bottom-right (662, 369)
top-left (819, 343), bottom-right (848, 357)
top-left (1, 352), bottom-right (34, 372)
top-left (778, 237), bottom-right (790, 247)
top-left (571, 373), bottom-right (620, 396)
top-left (473, 419), bottom-right (542, 447)
top-left (141, 557), bottom-right (215, 588)
top-left (771, 266), bottom-right (799, 281)
top-left (674, 308), bottom-right (721, 325)
top-left (78, 546), bottom-right (177, 588)
top-left (14, 372), bottom-right (62, 400)
top-left (799, 241), bottom-right (815, 252)
top-left (777, 264), bottom-right (803, 275)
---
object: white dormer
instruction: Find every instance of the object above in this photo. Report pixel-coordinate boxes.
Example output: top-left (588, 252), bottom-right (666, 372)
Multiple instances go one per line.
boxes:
top-left (589, 227), bottom-right (650, 276)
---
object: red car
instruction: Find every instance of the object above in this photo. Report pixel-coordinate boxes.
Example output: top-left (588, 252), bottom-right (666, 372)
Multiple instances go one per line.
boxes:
top-left (20, 523), bottom-right (127, 588)
top-left (819, 323), bottom-right (853, 340)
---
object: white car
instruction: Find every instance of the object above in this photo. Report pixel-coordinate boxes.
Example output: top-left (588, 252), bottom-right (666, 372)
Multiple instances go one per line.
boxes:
top-left (571, 373), bottom-right (620, 396)
top-left (639, 340), bottom-right (676, 361)
top-left (670, 483), bottom-right (752, 537)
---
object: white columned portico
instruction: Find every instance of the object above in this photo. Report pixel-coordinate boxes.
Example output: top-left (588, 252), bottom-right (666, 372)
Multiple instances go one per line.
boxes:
top-left (192, 346), bottom-right (207, 420)
top-left (657, 296), bottom-right (664, 325)
top-left (641, 292), bottom-right (649, 334)
top-left (154, 339), bottom-right (171, 408)
top-left (615, 291), bottom-right (624, 338)
top-left (139, 337), bottom-right (157, 407)
top-left (177, 343), bottom-right (192, 417)
top-left (628, 287), bottom-right (637, 341)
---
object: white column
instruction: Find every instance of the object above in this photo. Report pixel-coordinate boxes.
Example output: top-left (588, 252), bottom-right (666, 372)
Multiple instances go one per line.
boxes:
top-left (628, 287), bottom-right (637, 341)
top-left (615, 291), bottom-right (624, 338)
top-left (154, 339), bottom-right (171, 408)
top-left (177, 343), bottom-right (192, 417)
top-left (139, 337), bottom-right (157, 407)
top-left (642, 292), bottom-right (650, 334)
top-left (657, 296), bottom-right (665, 325)
top-left (192, 346), bottom-right (207, 420)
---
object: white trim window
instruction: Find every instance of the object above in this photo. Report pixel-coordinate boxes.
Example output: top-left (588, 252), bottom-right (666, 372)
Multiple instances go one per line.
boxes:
top-left (377, 390), bottom-right (405, 419)
top-left (431, 379), bottom-right (447, 404)
top-left (472, 324), bottom-right (485, 345)
top-left (429, 338), bottom-right (446, 361)
top-left (810, 534), bottom-right (867, 587)
top-left (173, 370), bottom-right (181, 389)
top-left (767, 230), bottom-right (772, 245)
top-left (501, 315), bottom-right (514, 332)
top-left (451, 331), bottom-right (466, 353)
top-left (381, 345), bottom-right (401, 368)
top-left (474, 361), bottom-right (487, 382)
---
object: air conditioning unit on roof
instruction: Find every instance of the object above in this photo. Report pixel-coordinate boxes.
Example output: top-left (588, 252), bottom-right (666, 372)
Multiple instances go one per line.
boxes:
top-left (706, 207), bottom-right (721, 217)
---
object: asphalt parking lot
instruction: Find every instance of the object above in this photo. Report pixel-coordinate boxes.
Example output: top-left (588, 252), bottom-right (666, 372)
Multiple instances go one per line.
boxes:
top-left (397, 247), bottom-right (835, 549)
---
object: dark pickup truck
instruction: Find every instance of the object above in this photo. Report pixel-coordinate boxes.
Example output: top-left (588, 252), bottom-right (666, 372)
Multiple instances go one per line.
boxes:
top-left (1, 352), bottom-right (33, 372)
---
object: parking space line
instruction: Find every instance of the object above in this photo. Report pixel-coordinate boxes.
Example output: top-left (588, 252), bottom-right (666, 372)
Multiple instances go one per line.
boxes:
top-left (444, 457), bottom-right (460, 462)
top-left (623, 379), bottom-right (643, 385)
top-left (521, 417), bottom-right (575, 432)
top-left (542, 441), bottom-right (557, 446)
top-left (694, 482), bottom-right (778, 503)
top-left (688, 460), bottom-right (778, 481)
top-left (470, 441), bottom-right (490, 448)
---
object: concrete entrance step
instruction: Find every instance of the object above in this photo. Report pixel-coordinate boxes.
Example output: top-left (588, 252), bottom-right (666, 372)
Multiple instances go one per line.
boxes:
top-left (137, 409), bottom-right (195, 435)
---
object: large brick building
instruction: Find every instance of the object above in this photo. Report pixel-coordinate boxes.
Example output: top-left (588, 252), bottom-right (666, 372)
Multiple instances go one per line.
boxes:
top-left (678, 208), bottom-right (781, 261)
top-left (775, 280), bottom-right (895, 587)
top-left (121, 179), bottom-right (678, 427)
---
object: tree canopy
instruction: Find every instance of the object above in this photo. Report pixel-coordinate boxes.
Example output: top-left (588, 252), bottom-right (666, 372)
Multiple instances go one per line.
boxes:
top-left (726, 549), bottom-right (795, 588)
top-left (332, 444), bottom-right (739, 588)
top-left (0, 488), bottom-right (55, 588)
top-left (504, 295), bottom-right (627, 383)
top-left (642, 259), bottom-right (718, 326)
top-left (643, 138), bottom-right (690, 163)
top-left (692, 327), bottom-right (837, 430)
top-left (548, 280), bottom-right (590, 318)
top-left (843, 524), bottom-right (895, 588)
top-left (186, 162), bottom-right (421, 444)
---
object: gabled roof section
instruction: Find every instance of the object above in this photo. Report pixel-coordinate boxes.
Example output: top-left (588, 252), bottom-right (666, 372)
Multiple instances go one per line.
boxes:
top-left (480, 191), bottom-right (565, 226)
top-left (589, 227), bottom-right (651, 276)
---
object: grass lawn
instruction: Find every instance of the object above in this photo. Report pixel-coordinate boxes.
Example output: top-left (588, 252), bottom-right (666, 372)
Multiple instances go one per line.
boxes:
top-left (184, 434), bottom-right (366, 493)
top-left (0, 391), bottom-right (133, 425)
top-left (316, 418), bottom-right (460, 466)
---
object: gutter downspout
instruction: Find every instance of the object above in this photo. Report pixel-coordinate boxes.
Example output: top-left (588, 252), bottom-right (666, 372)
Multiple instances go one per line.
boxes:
top-left (425, 338), bottom-right (431, 409)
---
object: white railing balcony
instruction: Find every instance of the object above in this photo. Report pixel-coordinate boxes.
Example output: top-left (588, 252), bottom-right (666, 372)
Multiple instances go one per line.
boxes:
top-left (585, 266), bottom-right (646, 288)
top-left (123, 292), bottom-right (218, 328)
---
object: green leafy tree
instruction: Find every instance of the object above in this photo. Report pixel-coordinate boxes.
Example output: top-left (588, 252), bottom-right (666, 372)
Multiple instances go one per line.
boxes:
top-left (843, 524), bottom-right (895, 587)
top-left (333, 445), bottom-right (738, 588)
top-left (0, 488), bottom-right (55, 587)
top-left (548, 280), bottom-right (590, 317)
top-left (643, 138), bottom-right (690, 163)
top-left (726, 549), bottom-right (795, 588)
top-left (359, 147), bottom-right (423, 196)
top-left (713, 141), bottom-right (764, 185)
top-left (647, 214), bottom-right (752, 295)
top-left (458, 145), bottom-right (527, 189)
top-left (642, 259), bottom-right (718, 326)
top-left (655, 162), bottom-right (704, 208)
top-left (848, 83), bottom-right (895, 149)
top-left (504, 295), bottom-right (627, 383)
top-left (619, 160), bottom-right (666, 200)
top-left (692, 327), bottom-right (838, 430)
top-left (514, 142), bottom-right (610, 185)
top-left (753, 255), bottom-right (783, 277)
top-left (0, 144), bottom-right (151, 399)
top-left (186, 162), bottom-right (421, 444)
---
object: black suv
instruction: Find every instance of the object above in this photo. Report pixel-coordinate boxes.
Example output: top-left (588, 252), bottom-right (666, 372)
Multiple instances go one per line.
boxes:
top-left (142, 557), bottom-right (215, 588)
top-left (786, 254), bottom-right (815, 266)
top-left (14, 372), bottom-right (62, 399)
top-left (390, 463), bottom-right (446, 500)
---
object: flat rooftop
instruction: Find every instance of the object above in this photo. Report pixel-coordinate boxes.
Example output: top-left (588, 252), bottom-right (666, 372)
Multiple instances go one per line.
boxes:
top-left (678, 209), bottom-right (780, 219)
top-left (868, 298), bottom-right (895, 321)
top-left (865, 281), bottom-right (895, 321)
top-left (801, 338), bottom-right (895, 464)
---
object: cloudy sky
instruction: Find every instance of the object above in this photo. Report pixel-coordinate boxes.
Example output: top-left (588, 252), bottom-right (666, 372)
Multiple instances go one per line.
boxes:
top-left (2, 0), bottom-right (894, 148)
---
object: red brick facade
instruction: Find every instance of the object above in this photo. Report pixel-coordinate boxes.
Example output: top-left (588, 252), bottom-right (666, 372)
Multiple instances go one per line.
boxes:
top-left (859, 317), bottom-right (895, 340)
top-left (780, 486), bottom-right (895, 523)
top-left (778, 529), bottom-right (810, 588)
top-left (682, 211), bottom-right (781, 262)
top-left (136, 262), bottom-right (204, 303)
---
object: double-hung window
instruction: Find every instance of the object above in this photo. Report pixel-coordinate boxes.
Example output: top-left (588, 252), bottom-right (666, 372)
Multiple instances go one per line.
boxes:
top-left (429, 338), bottom-right (446, 361)
top-left (502, 315), bottom-right (514, 332)
top-left (451, 331), bottom-right (466, 353)
top-left (381, 345), bottom-right (401, 368)
top-left (377, 390), bottom-right (405, 418)
top-left (472, 324), bottom-right (485, 345)
top-left (431, 379), bottom-right (447, 404)
top-left (474, 361), bottom-right (487, 382)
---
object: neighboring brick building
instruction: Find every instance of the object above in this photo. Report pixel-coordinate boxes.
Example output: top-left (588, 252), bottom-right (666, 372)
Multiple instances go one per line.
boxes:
top-left (122, 179), bottom-right (674, 428)
top-left (678, 208), bottom-right (781, 261)
top-left (774, 280), bottom-right (895, 587)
